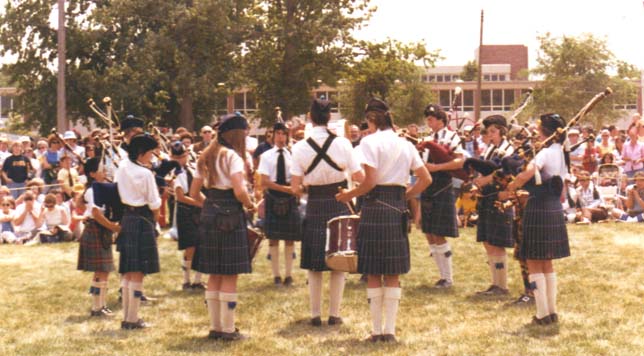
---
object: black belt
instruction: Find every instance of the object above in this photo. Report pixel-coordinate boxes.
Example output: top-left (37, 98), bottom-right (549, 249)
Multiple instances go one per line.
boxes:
top-left (308, 180), bottom-right (347, 197)
top-left (123, 204), bottom-right (152, 214)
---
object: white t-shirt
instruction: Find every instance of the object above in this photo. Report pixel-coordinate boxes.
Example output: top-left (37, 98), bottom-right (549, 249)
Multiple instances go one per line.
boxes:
top-left (13, 202), bottom-right (43, 233)
top-left (194, 149), bottom-right (245, 189)
top-left (43, 205), bottom-right (69, 230)
top-left (173, 169), bottom-right (190, 193)
top-left (290, 126), bottom-right (361, 186)
top-left (83, 187), bottom-right (105, 218)
top-left (534, 143), bottom-right (567, 180)
top-left (257, 146), bottom-right (292, 184)
top-left (359, 129), bottom-right (424, 186)
top-left (115, 159), bottom-right (162, 210)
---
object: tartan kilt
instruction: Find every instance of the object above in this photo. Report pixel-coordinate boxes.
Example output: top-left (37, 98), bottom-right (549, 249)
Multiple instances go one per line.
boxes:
top-left (77, 220), bottom-right (114, 272)
top-left (476, 186), bottom-right (514, 248)
top-left (519, 194), bottom-right (570, 260)
top-left (117, 206), bottom-right (160, 275)
top-left (301, 181), bottom-right (349, 271)
top-left (357, 186), bottom-right (410, 275)
top-left (420, 183), bottom-right (459, 238)
top-left (264, 190), bottom-right (302, 241)
top-left (176, 202), bottom-right (200, 250)
top-left (192, 189), bottom-right (251, 275)
top-left (513, 206), bottom-right (525, 260)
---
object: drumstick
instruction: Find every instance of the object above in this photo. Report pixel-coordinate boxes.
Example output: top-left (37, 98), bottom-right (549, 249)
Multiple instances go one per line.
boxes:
top-left (338, 187), bottom-right (357, 215)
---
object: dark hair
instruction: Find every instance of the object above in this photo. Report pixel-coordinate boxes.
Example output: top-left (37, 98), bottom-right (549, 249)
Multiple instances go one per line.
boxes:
top-left (365, 111), bottom-right (393, 130)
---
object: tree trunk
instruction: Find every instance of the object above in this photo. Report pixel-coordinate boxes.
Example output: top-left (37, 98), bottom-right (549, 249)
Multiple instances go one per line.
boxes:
top-left (179, 93), bottom-right (194, 131)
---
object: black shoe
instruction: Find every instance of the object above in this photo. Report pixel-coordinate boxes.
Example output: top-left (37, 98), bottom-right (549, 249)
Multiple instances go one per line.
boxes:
top-left (549, 313), bottom-right (559, 323)
top-left (477, 285), bottom-right (509, 296)
top-left (90, 309), bottom-right (111, 317)
top-left (140, 294), bottom-right (156, 303)
top-left (382, 334), bottom-right (397, 343)
top-left (328, 316), bottom-right (343, 326)
top-left (310, 316), bottom-right (322, 327)
top-left (207, 330), bottom-right (221, 340)
top-left (509, 294), bottom-right (534, 306)
top-left (531, 315), bottom-right (552, 326)
top-left (274, 276), bottom-right (282, 285)
top-left (191, 283), bottom-right (206, 290)
top-left (434, 279), bottom-right (452, 289)
top-left (476, 285), bottom-right (496, 295)
top-left (182, 282), bottom-right (192, 291)
top-left (220, 331), bottom-right (248, 341)
top-left (365, 334), bottom-right (382, 343)
top-left (283, 276), bottom-right (293, 286)
top-left (123, 319), bottom-right (149, 330)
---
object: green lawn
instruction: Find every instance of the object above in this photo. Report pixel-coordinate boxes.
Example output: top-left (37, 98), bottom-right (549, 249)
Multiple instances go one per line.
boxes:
top-left (0, 224), bottom-right (643, 356)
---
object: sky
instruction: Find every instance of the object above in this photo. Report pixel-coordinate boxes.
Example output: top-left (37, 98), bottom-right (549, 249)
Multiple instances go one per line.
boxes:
top-left (1, 0), bottom-right (643, 70)
top-left (353, 0), bottom-right (644, 69)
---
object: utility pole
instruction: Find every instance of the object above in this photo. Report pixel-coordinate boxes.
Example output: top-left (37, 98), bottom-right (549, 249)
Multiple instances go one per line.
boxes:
top-left (474, 10), bottom-right (483, 123)
top-left (57, 0), bottom-right (67, 131)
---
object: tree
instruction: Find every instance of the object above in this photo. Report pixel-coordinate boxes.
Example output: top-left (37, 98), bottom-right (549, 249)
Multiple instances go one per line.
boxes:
top-left (460, 60), bottom-right (478, 81)
top-left (529, 33), bottom-right (637, 128)
top-left (338, 39), bottom-right (440, 125)
top-left (242, 0), bottom-right (373, 126)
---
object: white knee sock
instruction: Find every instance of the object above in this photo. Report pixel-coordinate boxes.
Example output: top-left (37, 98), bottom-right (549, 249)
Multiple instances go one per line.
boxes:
top-left (205, 291), bottom-right (221, 332)
top-left (545, 272), bottom-right (557, 315)
top-left (430, 244), bottom-right (441, 276)
top-left (219, 292), bottom-right (238, 333)
top-left (121, 279), bottom-right (129, 319)
top-left (435, 242), bottom-right (453, 283)
top-left (91, 279), bottom-right (101, 311)
top-left (529, 273), bottom-right (549, 319)
top-left (182, 258), bottom-right (191, 284)
top-left (492, 255), bottom-right (508, 289)
top-left (127, 281), bottom-right (142, 323)
top-left (486, 255), bottom-right (496, 286)
top-left (308, 271), bottom-right (323, 318)
top-left (328, 271), bottom-right (346, 318)
top-left (383, 287), bottom-right (402, 335)
top-left (270, 245), bottom-right (280, 278)
top-left (284, 244), bottom-right (295, 278)
top-left (367, 287), bottom-right (384, 335)
top-left (98, 281), bottom-right (108, 309)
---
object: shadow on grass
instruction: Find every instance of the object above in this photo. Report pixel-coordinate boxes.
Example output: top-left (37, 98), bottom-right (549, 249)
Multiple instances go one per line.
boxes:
top-left (317, 335), bottom-right (406, 352)
top-left (464, 292), bottom-right (513, 304)
top-left (64, 314), bottom-right (93, 324)
top-left (404, 284), bottom-right (454, 299)
top-left (511, 321), bottom-right (561, 339)
top-left (276, 318), bottom-right (344, 338)
top-left (165, 335), bottom-right (236, 353)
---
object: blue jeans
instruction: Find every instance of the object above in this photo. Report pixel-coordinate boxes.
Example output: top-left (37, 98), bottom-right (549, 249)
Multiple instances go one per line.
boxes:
top-left (7, 181), bottom-right (26, 199)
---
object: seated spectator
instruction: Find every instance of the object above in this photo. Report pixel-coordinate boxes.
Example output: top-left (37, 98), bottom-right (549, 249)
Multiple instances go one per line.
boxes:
top-left (611, 171), bottom-right (644, 222)
top-left (0, 196), bottom-right (17, 243)
top-left (13, 190), bottom-right (43, 244)
top-left (562, 178), bottom-right (580, 223)
top-left (456, 183), bottom-right (478, 227)
top-left (57, 153), bottom-right (79, 200)
top-left (70, 183), bottom-right (88, 241)
top-left (37, 193), bottom-right (72, 243)
top-left (576, 171), bottom-right (608, 224)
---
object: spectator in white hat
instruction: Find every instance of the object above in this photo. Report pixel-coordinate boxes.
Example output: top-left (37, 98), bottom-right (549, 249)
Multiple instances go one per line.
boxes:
top-left (63, 130), bottom-right (85, 167)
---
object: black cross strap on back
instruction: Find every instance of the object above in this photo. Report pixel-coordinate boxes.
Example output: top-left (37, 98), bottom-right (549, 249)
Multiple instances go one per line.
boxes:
top-left (305, 132), bottom-right (342, 175)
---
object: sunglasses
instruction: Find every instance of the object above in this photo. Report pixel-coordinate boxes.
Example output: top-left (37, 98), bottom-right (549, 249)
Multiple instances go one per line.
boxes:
top-left (1, 203), bottom-right (11, 207)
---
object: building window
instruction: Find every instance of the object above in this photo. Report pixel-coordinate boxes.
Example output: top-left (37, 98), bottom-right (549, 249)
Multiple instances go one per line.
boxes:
top-left (436, 75), bottom-right (444, 82)
top-left (462, 90), bottom-right (474, 111)
top-left (503, 89), bottom-right (515, 111)
top-left (439, 90), bottom-right (451, 108)
top-left (233, 93), bottom-right (245, 112)
top-left (0, 96), bottom-right (14, 118)
top-left (245, 92), bottom-right (257, 111)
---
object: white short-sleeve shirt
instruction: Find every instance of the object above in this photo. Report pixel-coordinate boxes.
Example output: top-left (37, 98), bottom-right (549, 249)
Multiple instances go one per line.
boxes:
top-left (359, 129), bottom-right (424, 186)
top-left (290, 126), bottom-right (361, 186)
top-left (257, 146), bottom-right (292, 183)
top-left (194, 149), bottom-right (245, 189)
top-left (534, 143), bottom-right (567, 179)
top-left (115, 159), bottom-right (162, 210)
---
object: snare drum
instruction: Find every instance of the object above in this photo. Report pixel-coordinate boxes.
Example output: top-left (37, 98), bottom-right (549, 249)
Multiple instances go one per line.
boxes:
top-left (325, 215), bottom-right (360, 273)
top-left (247, 226), bottom-right (265, 262)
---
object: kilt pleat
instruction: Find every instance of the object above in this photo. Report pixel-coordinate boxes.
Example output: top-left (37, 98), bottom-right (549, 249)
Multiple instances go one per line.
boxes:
top-left (421, 183), bottom-right (459, 238)
top-left (264, 190), bottom-right (302, 241)
top-left (519, 194), bottom-right (570, 260)
top-left (476, 185), bottom-right (514, 248)
top-left (77, 220), bottom-right (114, 272)
top-left (117, 206), bottom-right (160, 275)
top-left (177, 202), bottom-right (200, 250)
top-left (301, 182), bottom-right (349, 271)
top-left (357, 186), bottom-right (410, 275)
top-left (192, 189), bottom-right (251, 275)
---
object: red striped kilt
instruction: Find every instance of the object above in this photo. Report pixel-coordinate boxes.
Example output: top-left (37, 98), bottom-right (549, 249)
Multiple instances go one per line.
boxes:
top-left (301, 181), bottom-right (349, 271)
top-left (357, 186), bottom-right (410, 275)
top-left (77, 220), bottom-right (114, 272)
top-left (192, 189), bottom-right (251, 275)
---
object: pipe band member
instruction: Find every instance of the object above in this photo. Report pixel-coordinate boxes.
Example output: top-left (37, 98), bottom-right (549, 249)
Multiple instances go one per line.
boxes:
top-left (258, 121), bottom-right (301, 286)
top-left (336, 98), bottom-right (431, 342)
top-left (190, 113), bottom-right (255, 341)
top-left (290, 99), bottom-right (363, 327)
top-left (116, 133), bottom-right (162, 330)
top-left (506, 113), bottom-right (570, 326)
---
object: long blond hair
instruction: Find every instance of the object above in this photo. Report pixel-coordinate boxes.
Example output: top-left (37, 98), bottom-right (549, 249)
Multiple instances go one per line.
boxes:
top-left (197, 129), bottom-right (247, 186)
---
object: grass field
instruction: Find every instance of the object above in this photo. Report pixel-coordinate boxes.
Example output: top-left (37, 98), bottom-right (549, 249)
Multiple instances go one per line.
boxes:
top-left (0, 224), bottom-right (643, 356)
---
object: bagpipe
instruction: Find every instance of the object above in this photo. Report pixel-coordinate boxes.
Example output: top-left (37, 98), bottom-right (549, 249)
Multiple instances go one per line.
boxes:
top-left (416, 139), bottom-right (470, 181)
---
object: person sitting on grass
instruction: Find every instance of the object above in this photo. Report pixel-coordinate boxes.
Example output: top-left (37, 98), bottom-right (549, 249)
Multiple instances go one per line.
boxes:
top-left (575, 171), bottom-right (607, 224)
top-left (37, 193), bottom-right (72, 243)
top-left (0, 196), bottom-right (17, 243)
top-left (13, 190), bottom-right (43, 245)
top-left (610, 171), bottom-right (644, 223)
top-left (456, 183), bottom-right (478, 228)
